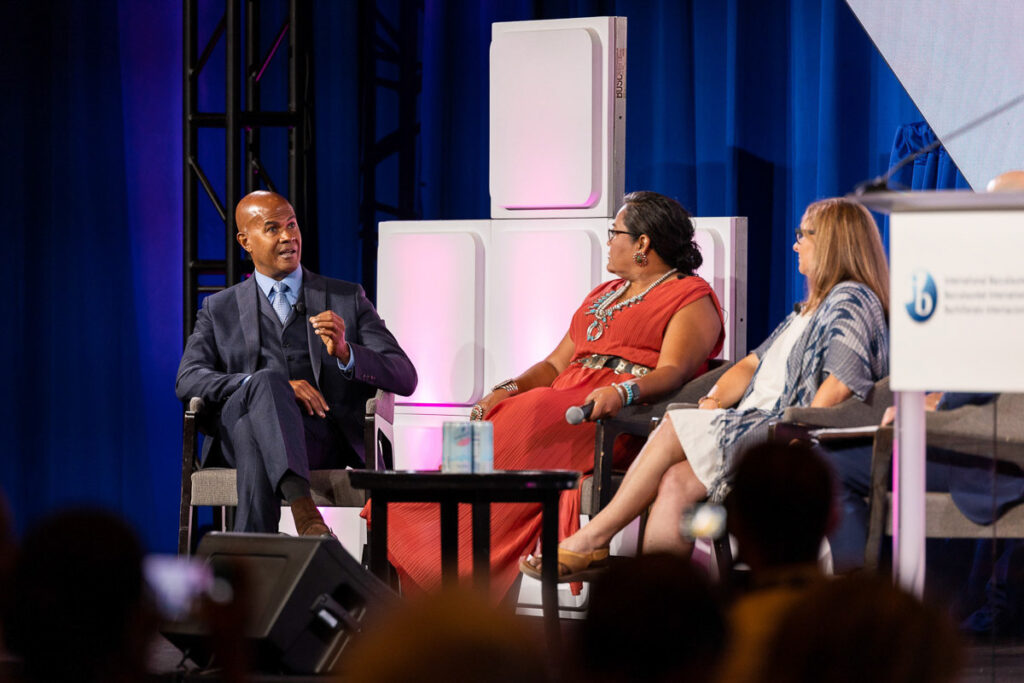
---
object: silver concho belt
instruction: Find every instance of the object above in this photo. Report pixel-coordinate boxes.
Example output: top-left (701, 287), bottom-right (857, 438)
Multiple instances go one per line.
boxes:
top-left (571, 354), bottom-right (652, 377)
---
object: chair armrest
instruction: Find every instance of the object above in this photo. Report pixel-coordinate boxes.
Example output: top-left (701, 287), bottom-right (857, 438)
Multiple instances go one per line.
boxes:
top-left (767, 421), bottom-right (818, 444)
top-left (182, 397), bottom-right (205, 472)
top-left (601, 403), bottom-right (669, 437)
top-left (598, 361), bottom-right (734, 446)
top-left (597, 361), bottom-right (734, 442)
top-left (179, 397), bottom-right (205, 555)
top-left (781, 377), bottom-right (891, 428)
top-left (365, 389), bottom-right (394, 424)
top-left (670, 359), bottom-right (734, 404)
top-left (864, 425), bottom-right (895, 569)
top-left (770, 421), bottom-right (880, 444)
top-left (924, 394), bottom-right (1024, 443)
top-left (587, 361), bottom-right (734, 516)
top-left (364, 390), bottom-right (395, 470)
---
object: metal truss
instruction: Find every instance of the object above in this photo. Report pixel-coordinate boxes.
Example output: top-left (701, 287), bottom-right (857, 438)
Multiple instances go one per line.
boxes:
top-left (357, 0), bottom-right (423, 302)
top-left (183, 0), bottom-right (316, 340)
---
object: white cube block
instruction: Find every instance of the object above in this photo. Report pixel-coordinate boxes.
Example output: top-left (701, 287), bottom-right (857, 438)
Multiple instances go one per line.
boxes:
top-left (378, 221), bottom-right (488, 405)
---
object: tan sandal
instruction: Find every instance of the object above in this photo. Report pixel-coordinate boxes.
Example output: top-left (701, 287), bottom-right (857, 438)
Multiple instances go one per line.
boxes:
top-left (519, 547), bottom-right (610, 582)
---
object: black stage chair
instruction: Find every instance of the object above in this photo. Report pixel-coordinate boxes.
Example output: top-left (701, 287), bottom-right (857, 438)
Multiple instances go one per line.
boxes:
top-left (580, 360), bottom-right (736, 581)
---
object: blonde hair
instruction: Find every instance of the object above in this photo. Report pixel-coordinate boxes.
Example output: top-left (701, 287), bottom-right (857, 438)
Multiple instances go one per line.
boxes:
top-left (800, 197), bottom-right (889, 315)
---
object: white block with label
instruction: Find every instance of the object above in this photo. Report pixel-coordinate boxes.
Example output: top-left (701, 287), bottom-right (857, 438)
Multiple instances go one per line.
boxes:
top-left (490, 17), bottom-right (627, 219)
top-left (890, 209), bottom-right (1024, 392)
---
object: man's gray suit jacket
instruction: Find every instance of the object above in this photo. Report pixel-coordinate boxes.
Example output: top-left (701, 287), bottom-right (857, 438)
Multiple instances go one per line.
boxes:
top-left (175, 269), bottom-right (417, 464)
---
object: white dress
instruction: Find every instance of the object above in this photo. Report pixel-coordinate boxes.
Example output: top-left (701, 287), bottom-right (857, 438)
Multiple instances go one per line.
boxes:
top-left (669, 314), bottom-right (811, 488)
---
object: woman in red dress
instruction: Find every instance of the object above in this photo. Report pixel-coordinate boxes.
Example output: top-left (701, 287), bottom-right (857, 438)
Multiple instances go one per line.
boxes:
top-left (373, 191), bottom-right (725, 597)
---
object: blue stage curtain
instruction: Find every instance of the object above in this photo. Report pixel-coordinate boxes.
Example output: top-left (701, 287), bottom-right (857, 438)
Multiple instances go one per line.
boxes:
top-left (0, 0), bottom-right (942, 551)
top-left (880, 121), bottom-right (969, 245)
top-left (0, 0), bottom-right (183, 549)
top-left (888, 121), bottom-right (970, 192)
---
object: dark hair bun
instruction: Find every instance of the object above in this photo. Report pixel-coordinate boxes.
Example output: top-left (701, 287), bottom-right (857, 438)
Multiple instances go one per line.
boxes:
top-left (622, 191), bottom-right (702, 275)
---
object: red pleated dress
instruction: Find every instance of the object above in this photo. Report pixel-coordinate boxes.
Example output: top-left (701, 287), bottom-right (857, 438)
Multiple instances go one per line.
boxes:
top-left (363, 275), bottom-right (724, 597)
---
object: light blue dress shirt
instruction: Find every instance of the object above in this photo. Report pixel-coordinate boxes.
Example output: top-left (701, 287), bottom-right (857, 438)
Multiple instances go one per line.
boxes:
top-left (254, 266), bottom-right (304, 310)
top-left (242, 266), bottom-right (355, 387)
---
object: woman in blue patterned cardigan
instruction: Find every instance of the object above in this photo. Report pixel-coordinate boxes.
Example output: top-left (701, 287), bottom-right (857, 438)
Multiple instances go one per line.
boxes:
top-left (522, 197), bottom-right (890, 580)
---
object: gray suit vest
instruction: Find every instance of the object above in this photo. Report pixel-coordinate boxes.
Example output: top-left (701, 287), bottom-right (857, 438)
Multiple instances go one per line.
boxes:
top-left (256, 289), bottom-right (316, 386)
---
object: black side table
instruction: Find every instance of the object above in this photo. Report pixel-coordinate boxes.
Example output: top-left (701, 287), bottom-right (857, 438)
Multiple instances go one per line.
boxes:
top-left (348, 469), bottom-right (580, 641)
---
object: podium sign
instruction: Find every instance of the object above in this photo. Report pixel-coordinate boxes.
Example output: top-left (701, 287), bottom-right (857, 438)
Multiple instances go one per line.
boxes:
top-left (857, 189), bottom-right (1024, 596)
top-left (890, 209), bottom-right (1024, 392)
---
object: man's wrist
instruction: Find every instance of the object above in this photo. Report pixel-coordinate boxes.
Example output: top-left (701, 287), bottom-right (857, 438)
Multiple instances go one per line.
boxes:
top-left (336, 343), bottom-right (354, 371)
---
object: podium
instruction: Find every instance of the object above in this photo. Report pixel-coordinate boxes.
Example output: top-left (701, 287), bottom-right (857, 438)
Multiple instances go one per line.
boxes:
top-left (856, 190), bottom-right (1024, 595)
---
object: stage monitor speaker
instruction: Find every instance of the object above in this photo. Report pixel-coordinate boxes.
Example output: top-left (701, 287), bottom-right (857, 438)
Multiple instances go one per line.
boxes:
top-left (161, 532), bottom-right (397, 674)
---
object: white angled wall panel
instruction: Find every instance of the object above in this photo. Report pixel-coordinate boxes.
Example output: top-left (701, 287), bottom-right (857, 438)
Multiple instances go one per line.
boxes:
top-left (693, 217), bottom-right (748, 360)
top-left (846, 0), bottom-right (1024, 190)
top-left (485, 219), bottom-right (612, 388)
top-left (693, 229), bottom-right (718, 294)
top-left (377, 221), bottom-right (489, 406)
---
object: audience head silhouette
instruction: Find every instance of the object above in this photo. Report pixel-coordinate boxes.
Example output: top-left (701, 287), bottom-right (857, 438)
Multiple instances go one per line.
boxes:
top-left (759, 574), bottom-right (963, 683)
top-left (576, 553), bottom-right (727, 682)
top-left (728, 441), bottom-right (836, 571)
top-left (4, 508), bottom-right (155, 683)
top-left (344, 587), bottom-right (548, 683)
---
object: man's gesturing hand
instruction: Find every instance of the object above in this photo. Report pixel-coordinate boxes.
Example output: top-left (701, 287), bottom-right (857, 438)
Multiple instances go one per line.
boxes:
top-left (290, 379), bottom-right (329, 417)
top-left (309, 310), bottom-right (350, 364)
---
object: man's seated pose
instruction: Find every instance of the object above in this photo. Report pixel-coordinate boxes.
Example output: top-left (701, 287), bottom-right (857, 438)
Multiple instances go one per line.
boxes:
top-left (176, 191), bottom-right (417, 535)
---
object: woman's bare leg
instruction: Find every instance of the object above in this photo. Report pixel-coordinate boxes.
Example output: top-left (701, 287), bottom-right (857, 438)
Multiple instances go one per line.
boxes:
top-left (641, 460), bottom-right (707, 555)
top-left (560, 420), bottom-right (685, 555)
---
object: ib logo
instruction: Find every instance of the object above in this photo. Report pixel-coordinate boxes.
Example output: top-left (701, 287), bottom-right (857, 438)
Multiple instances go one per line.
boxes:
top-left (905, 270), bottom-right (937, 322)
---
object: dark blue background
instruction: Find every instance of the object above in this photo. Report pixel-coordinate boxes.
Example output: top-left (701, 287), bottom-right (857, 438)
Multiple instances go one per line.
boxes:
top-left (1, 0), bottom-right (939, 552)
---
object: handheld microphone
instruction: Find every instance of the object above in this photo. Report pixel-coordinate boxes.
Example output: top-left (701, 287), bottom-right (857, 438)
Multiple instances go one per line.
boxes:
top-left (565, 401), bottom-right (595, 425)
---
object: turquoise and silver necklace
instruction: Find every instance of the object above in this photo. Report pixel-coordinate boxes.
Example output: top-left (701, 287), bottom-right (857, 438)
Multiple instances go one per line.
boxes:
top-left (585, 268), bottom-right (678, 341)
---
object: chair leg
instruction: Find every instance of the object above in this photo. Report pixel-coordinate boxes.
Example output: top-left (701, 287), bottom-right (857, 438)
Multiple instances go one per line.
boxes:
top-left (378, 432), bottom-right (394, 470)
top-left (220, 506), bottom-right (238, 532)
top-left (713, 535), bottom-right (733, 590)
top-left (180, 406), bottom-right (199, 555)
top-left (178, 497), bottom-right (191, 556)
top-left (591, 423), bottom-right (618, 518)
top-left (361, 542), bottom-right (402, 592)
top-left (185, 505), bottom-right (198, 557)
top-left (636, 507), bottom-right (650, 548)
top-left (865, 433), bottom-right (893, 571)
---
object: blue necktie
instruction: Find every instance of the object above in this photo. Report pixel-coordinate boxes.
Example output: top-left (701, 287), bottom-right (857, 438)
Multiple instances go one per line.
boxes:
top-left (271, 282), bottom-right (292, 324)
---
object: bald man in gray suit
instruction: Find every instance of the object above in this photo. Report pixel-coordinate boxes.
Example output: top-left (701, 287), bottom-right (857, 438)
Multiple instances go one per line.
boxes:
top-left (176, 191), bottom-right (417, 535)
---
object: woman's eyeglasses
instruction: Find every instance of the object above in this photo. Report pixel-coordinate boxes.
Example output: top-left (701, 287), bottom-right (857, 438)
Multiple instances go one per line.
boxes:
top-left (794, 226), bottom-right (816, 242)
top-left (607, 228), bottom-right (632, 242)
